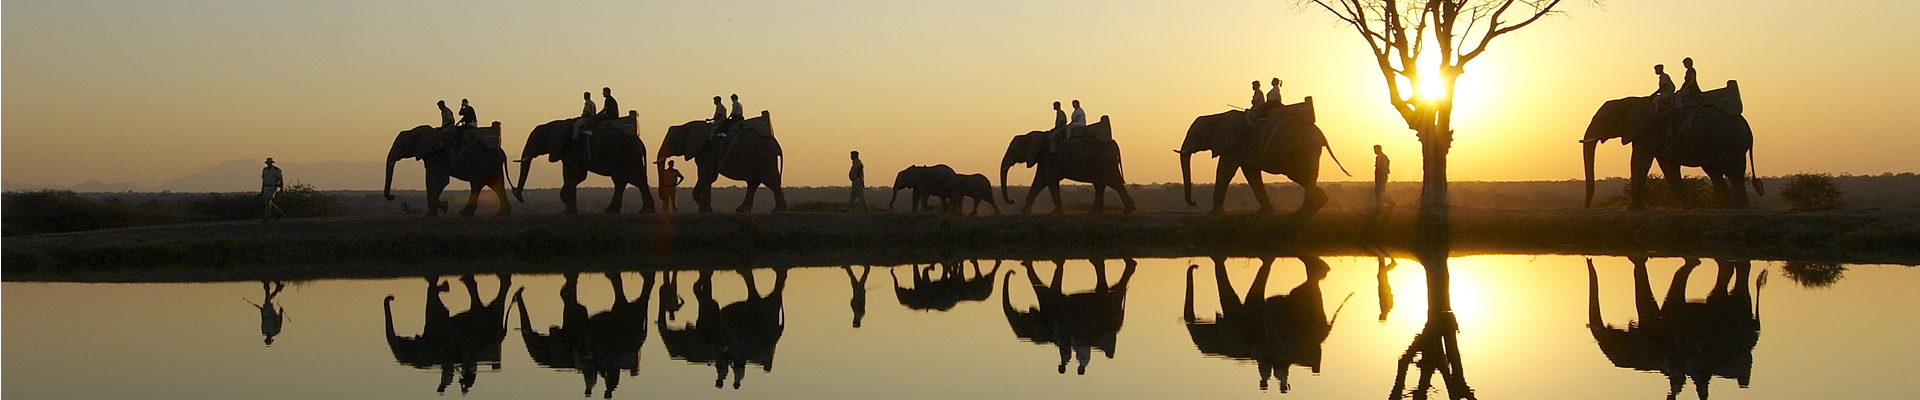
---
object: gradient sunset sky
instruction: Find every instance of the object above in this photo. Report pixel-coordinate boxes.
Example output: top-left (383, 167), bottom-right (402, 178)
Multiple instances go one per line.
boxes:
top-left (5, 0), bottom-right (1916, 190)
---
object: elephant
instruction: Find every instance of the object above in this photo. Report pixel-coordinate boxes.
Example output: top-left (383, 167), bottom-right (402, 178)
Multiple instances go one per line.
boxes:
top-left (999, 117), bottom-right (1137, 214)
top-left (514, 271), bottom-right (654, 399)
top-left (939, 173), bottom-right (1000, 215)
top-left (1178, 97), bottom-right (1346, 215)
top-left (514, 112), bottom-right (657, 214)
top-left (889, 164), bottom-right (957, 212)
top-left (1588, 257), bottom-right (1761, 399)
top-left (1582, 82), bottom-right (1764, 209)
top-left (657, 268), bottom-right (788, 389)
top-left (1002, 258), bottom-right (1135, 375)
top-left (382, 274), bottom-right (511, 394)
top-left (384, 124), bottom-right (519, 217)
top-left (891, 260), bottom-right (1001, 311)
top-left (1184, 256), bottom-right (1344, 393)
top-left (657, 112), bottom-right (787, 213)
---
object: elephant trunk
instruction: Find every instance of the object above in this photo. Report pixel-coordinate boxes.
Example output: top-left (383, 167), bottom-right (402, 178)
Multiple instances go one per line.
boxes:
top-left (1583, 140), bottom-right (1598, 208)
top-left (384, 295), bottom-right (399, 340)
top-left (1000, 162), bottom-right (1015, 204)
top-left (514, 157), bottom-right (532, 203)
top-left (1184, 265), bottom-right (1197, 323)
top-left (384, 158), bottom-right (398, 201)
top-left (1181, 150), bottom-right (1197, 206)
top-left (1586, 260), bottom-right (1603, 329)
top-left (889, 186), bottom-right (902, 210)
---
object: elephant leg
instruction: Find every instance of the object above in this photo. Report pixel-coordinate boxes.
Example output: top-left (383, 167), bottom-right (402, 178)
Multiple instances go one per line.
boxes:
top-left (426, 171), bottom-right (451, 217)
top-left (1703, 169), bottom-right (1730, 209)
top-left (1628, 150), bottom-right (1655, 210)
top-left (460, 180), bottom-right (483, 217)
top-left (769, 184), bottom-right (788, 213)
top-left (1020, 182), bottom-right (1044, 214)
top-left (1294, 175), bottom-right (1328, 216)
top-left (988, 194), bottom-right (1002, 215)
top-left (1656, 158), bottom-right (1692, 209)
top-left (606, 180), bottom-right (626, 214)
top-left (1244, 167), bottom-right (1274, 214)
top-left (1090, 185), bottom-right (1107, 214)
top-left (560, 172), bottom-right (581, 214)
top-left (1726, 170), bottom-right (1751, 209)
top-left (1047, 184), bottom-right (1064, 214)
top-left (695, 175), bottom-right (715, 213)
top-left (489, 177), bottom-right (511, 216)
top-left (1665, 258), bottom-right (1702, 306)
top-left (1113, 183), bottom-right (1136, 214)
top-left (1211, 160), bottom-right (1237, 214)
top-left (738, 182), bottom-right (761, 213)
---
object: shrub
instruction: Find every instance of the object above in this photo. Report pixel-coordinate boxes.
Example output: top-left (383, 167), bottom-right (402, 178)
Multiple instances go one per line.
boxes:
top-left (1780, 262), bottom-right (1845, 288)
top-left (185, 183), bottom-right (349, 221)
top-left (1779, 173), bottom-right (1847, 211)
top-left (2, 190), bottom-right (178, 236)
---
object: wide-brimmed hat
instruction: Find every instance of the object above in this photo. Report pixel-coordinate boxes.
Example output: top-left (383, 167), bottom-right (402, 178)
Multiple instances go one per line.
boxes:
top-left (265, 157), bottom-right (276, 164)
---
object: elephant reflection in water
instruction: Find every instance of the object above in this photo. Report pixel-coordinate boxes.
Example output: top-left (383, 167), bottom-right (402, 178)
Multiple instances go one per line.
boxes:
top-left (1588, 257), bottom-right (1762, 399)
top-left (893, 260), bottom-right (1002, 312)
top-left (514, 271), bottom-right (656, 398)
top-left (657, 269), bottom-right (788, 389)
top-left (382, 274), bottom-right (512, 394)
top-left (247, 280), bottom-right (288, 346)
top-left (1184, 256), bottom-right (1349, 392)
top-left (1002, 259), bottom-right (1136, 375)
top-left (845, 266), bottom-right (870, 328)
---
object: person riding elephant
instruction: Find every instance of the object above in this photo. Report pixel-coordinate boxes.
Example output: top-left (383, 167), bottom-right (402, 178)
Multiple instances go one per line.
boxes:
top-left (1588, 257), bottom-right (1762, 399)
top-left (516, 112), bottom-right (657, 214)
top-left (384, 123), bottom-right (518, 217)
top-left (659, 111), bottom-right (787, 213)
top-left (1179, 97), bottom-right (1348, 215)
top-left (516, 271), bottom-right (655, 399)
top-left (1580, 83), bottom-right (1762, 210)
top-left (1184, 256), bottom-right (1345, 393)
top-left (1002, 258), bottom-right (1136, 375)
top-left (1000, 116), bottom-right (1136, 214)
top-left (382, 274), bottom-right (512, 394)
top-left (938, 173), bottom-right (1000, 215)
top-left (889, 164), bottom-right (957, 212)
top-left (892, 260), bottom-right (1000, 311)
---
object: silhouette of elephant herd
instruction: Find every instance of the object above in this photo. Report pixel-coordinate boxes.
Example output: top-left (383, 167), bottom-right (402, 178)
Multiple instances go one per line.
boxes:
top-left (381, 77), bottom-right (1760, 217)
top-left (337, 255), bottom-right (1763, 397)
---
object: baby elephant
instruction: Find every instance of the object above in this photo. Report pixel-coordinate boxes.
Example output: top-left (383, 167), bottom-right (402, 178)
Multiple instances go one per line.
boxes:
top-left (941, 173), bottom-right (1000, 215)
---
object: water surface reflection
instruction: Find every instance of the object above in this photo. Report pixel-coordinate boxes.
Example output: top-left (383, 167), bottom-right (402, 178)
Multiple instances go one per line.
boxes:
top-left (1587, 257), bottom-right (1762, 399)
top-left (1003, 258), bottom-right (1136, 375)
top-left (381, 274), bottom-right (511, 394)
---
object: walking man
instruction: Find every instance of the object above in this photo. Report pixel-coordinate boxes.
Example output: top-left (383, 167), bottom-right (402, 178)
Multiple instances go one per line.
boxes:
top-left (659, 160), bottom-right (684, 212)
top-left (1373, 145), bottom-right (1391, 210)
top-left (846, 151), bottom-right (869, 212)
top-left (261, 157), bottom-right (284, 222)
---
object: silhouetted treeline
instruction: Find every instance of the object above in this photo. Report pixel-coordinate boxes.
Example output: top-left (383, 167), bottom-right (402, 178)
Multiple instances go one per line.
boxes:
top-left (2, 184), bottom-right (348, 235)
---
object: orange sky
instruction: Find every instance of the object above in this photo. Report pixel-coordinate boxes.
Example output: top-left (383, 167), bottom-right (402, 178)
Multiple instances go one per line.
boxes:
top-left (5, 0), bottom-right (1916, 190)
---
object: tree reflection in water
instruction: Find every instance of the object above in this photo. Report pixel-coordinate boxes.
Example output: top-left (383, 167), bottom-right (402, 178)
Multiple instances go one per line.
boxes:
top-left (1587, 257), bottom-right (1763, 399)
top-left (514, 271), bottom-right (655, 399)
top-left (1002, 258), bottom-right (1136, 375)
top-left (1386, 226), bottom-right (1475, 400)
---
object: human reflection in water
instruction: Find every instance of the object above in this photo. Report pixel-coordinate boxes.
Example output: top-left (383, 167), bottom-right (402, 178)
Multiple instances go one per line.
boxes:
top-left (1184, 256), bottom-right (1349, 392)
top-left (381, 274), bottom-right (512, 394)
top-left (892, 259), bottom-right (1002, 311)
top-left (1002, 258), bottom-right (1135, 375)
top-left (1588, 257), bottom-right (1763, 399)
top-left (515, 271), bottom-right (656, 398)
top-left (658, 268), bottom-right (788, 389)
top-left (1362, 244), bottom-right (1399, 322)
top-left (844, 266), bottom-right (870, 328)
top-left (246, 280), bottom-right (288, 346)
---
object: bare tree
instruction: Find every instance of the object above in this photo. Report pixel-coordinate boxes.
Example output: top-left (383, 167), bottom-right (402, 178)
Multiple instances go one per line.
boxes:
top-left (1299, 0), bottom-right (1579, 219)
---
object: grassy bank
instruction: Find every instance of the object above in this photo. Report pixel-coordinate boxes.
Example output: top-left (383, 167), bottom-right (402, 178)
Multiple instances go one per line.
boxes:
top-left (5, 208), bottom-right (1916, 282)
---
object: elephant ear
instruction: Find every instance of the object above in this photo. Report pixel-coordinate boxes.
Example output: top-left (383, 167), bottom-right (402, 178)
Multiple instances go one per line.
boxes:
top-left (1022, 131), bottom-right (1046, 167)
top-left (1210, 111), bottom-right (1243, 157)
top-left (412, 125), bottom-right (442, 160)
top-left (681, 120), bottom-right (712, 158)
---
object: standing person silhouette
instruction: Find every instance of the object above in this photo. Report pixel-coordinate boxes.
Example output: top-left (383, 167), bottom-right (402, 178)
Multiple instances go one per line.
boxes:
top-left (1373, 145), bottom-right (1391, 210)
top-left (659, 160), bottom-right (684, 212)
top-left (846, 151), bottom-right (868, 212)
top-left (260, 157), bottom-right (284, 222)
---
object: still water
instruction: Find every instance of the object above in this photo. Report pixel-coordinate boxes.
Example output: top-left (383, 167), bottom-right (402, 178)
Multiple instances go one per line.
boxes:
top-left (5, 256), bottom-right (1916, 399)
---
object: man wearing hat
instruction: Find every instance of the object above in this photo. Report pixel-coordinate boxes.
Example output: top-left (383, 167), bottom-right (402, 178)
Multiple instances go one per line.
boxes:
top-left (261, 157), bottom-right (284, 222)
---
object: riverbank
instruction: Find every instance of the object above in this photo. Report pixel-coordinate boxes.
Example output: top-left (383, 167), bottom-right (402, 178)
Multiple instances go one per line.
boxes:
top-left (5, 209), bottom-right (1916, 282)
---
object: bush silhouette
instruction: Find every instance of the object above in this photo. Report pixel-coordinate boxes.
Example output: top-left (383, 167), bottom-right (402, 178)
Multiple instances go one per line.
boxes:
top-left (2, 190), bottom-right (178, 236)
top-left (1779, 173), bottom-right (1847, 211)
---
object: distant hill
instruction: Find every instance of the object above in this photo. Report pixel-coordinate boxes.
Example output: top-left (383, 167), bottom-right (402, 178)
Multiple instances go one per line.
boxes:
top-left (156, 159), bottom-right (425, 192)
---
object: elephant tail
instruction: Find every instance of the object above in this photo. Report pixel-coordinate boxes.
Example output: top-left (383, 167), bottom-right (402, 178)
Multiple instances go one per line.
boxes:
top-left (1323, 142), bottom-right (1352, 177)
top-left (502, 158), bottom-right (522, 202)
top-left (1748, 148), bottom-right (1766, 196)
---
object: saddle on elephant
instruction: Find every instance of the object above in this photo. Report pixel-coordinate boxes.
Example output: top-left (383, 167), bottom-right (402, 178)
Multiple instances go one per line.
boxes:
top-left (436, 123), bottom-right (502, 159)
top-left (1691, 80), bottom-right (1743, 116)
